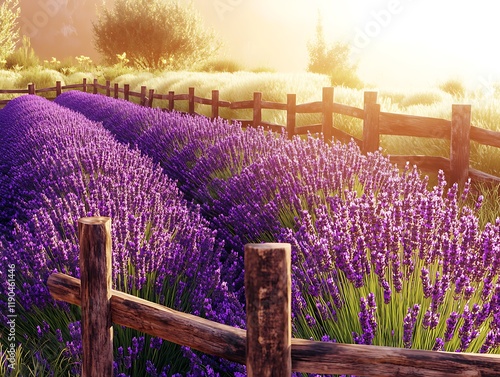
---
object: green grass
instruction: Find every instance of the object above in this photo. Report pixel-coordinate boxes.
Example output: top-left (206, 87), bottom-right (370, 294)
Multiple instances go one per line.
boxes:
top-left (2, 64), bottom-right (500, 196)
top-left (1, 65), bottom-right (500, 216)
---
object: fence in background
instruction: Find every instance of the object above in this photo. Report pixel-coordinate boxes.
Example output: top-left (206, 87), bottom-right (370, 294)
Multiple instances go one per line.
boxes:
top-left (47, 217), bottom-right (500, 376)
top-left (2, 78), bottom-right (500, 186)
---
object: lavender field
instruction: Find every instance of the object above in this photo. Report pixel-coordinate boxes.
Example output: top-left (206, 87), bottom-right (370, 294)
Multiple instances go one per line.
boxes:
top-left (1, 92), bottom-right (500, 376)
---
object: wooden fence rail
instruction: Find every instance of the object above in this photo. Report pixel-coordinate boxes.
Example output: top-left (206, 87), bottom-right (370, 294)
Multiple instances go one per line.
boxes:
top-left (2, 78), bottom-right (500, 186)
top-left (47, 217), bottom-right (500, 376)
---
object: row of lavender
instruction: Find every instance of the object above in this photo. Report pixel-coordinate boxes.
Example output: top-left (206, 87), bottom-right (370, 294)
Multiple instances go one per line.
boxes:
top-left (1, 91), bottom-right (500, 376)
top-left (55, 91), bottom-right (500, 355)
top-left (0, 95), bottom-right (246, 376)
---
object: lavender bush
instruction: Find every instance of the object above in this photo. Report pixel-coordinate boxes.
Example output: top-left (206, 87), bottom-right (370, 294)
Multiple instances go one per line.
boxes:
top-left (213, 140), bottom-right (500, 353)
top-left (52, 93), bottom-right (500, 377)
top-left (55, 90), bottom-right (287, 204)
top-left (55, 91), bottom-right (500, 358)
top-left (0, 95), bottom-right (245, 376)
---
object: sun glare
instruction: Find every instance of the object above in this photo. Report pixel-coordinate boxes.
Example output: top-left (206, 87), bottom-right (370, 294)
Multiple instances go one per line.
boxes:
top-left (244, 0), bottom-right (494, 90)
top-left (312, 0), bottom-right (500, 89)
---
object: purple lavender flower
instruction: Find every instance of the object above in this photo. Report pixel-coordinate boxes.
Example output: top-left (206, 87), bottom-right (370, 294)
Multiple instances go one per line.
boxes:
top-left (0, 95), bottom-right (246, 375)
top-left (403, 304), bottom-right (420, 348)
top-left (353, 293), bottom-right (377, 345)
top-left (38, 90), bottom-right (500, 359)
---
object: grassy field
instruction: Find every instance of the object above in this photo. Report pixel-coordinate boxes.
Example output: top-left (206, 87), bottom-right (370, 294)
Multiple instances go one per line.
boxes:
top-left (1, 66), bottom-right (499, 225)
top-left (3, 92), bottom-right (500, 376)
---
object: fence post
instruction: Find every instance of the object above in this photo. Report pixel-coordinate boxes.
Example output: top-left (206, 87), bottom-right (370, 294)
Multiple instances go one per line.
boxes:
top-left (245, 243), bottom-right (291, 377)
top-left (362, 91), bottom-right (380, 154)
top-left (148, 89), bottom-right (155, 107)
top-left (114, 83), bottom-right (119, 99)
top-left (286, 93), bottom-right (296, 139)
top-left (93, 79), bottom-right (98, 94)
top-left (28, 83), bottom-right (35, 95)
top-left (124, 84), bottom-right (130, 101)
top-left (322, 87), bottom-right (334, 143)
top-left (450, 104), bottom-right (472, 187)
top-left (82, 78), bottom-right (87, 93)
top-left (140, 86), bottom-right (147, 106)
top-left (168, 91), bottom-right (175, 111)
top-left (211, 90), bottom-right (219, 119)
top-left (78, 217), bottom-right (113, 377)
top-left (253, 92), bottom-right (262, 128)
top-left (56, 81), bottom-right (62, 97)
top-left (189, 87), bottom-right (195, 114)
top-left (106, 80), bottom-right (111, 97)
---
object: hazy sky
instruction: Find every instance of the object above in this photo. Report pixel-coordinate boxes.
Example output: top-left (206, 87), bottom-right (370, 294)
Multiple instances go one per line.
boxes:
top-left (18, 0), bottom-right (103, 61)
top-left (184, 0), bottom-right (500, 90)
top-left (17, 0), bottom-right (500, 91)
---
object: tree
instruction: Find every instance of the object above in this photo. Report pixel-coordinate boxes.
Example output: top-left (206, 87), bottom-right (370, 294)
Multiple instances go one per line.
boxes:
top-left (0, 0), bottom-right (20, 64)
top-left (307, 14), bottom-right (363, 88)
top-left (93, 0), bottom-right (221, 70)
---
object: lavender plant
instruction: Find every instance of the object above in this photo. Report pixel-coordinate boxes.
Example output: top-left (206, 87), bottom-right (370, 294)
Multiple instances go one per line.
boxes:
top-left (0, 95), bottom-right (245, 376)
top-left (54, 91), bottom-right (500, 373)
top-left (55, 91), bottom-right (287, 205)
top-left (208, 135), bottom-right (500, 353)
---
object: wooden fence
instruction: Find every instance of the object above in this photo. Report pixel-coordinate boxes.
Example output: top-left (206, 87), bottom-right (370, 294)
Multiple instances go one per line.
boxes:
top-left (47, 217), bottom-right (500, 376)
top-left (2, 78), bottom-right (500, 186)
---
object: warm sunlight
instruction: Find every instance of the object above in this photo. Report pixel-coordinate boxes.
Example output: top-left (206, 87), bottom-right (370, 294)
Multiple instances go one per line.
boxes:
top-left (4, 1), bottom-right (500, 375)
top-left (196, 0), bottom-right (500, 90)
top-left (17, 0), bottom-right (500, 90)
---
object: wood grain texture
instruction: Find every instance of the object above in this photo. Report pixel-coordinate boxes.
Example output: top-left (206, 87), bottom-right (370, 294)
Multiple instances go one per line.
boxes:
top-left (322, 87), bottom-right (334, 143)
top-left (379, 112), bottom-right (451, 139)
top-left (296, 101), bottom-right (322, 113)
top-left (468, 167), bottom-right (500, 185)
top-left (48, 273), bottom-right (247, 365)
top-left (230, 100), bottom-right (254, 109)
top-left (261, 100), bottom-right (287, 111)
top-left (78, 217), bottom-right (113, 377)
top-left (245, 243), bottom-right (292, 377)
top-left (332, 102), bottom-right (365, 119)
top-left (211, 90), bottom-right (219, 119)
top-left (252, 92), bottom-right (262, 128)
top-left (470, 125), bottom-right (500, 148)
top-left (188, 87), bottom-right (195, 114)
top-left (286, 93), bottom-right (296, 138)
top-left (48, 272), bottom-right (500, 376)
top-left (363, 102), bottom-right (381, 154)
top-left (450, 104), bottom-right (471, 186)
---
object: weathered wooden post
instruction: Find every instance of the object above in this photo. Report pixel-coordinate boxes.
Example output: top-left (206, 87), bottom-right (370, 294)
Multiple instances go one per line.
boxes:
top-left (56, 81), bottom-right (62, 97)
top-left (148, 89), bottom-right (155, 107)
top-left (362, 91), bottom-right (380, 154)
top-left (189, 87), bottom-right (195, 114)
top-left (93, 78), bottom-right (98, 94)
top-left (450, 104), bottom-right (472, 187)
top-left (79, 217), bottom-right (113, 377)
top-left (168, 91), bottom-right (175, 111)
top-left (286, 93), bottom-right (296, 139)
top-left (28, 83), bottom-right (35, 95)
top-left (114, 83), bottom-right (119, 99)
top-left (124, 84), bottom-right (130, 101)
top-left (245, 243), bottom-right (291, 377)
top-left (82, 78), bottom-right (87, 93)
top-left (211, 90), bottom-right (220, 119)
top-left (140, 86), bottom-right (147, 107)
top-left (105, 80), bottom-right (111, 97)
top-left (253, 92), bottom-right (262, 128)
top-left (322, 87), bottom-right (334, 143)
